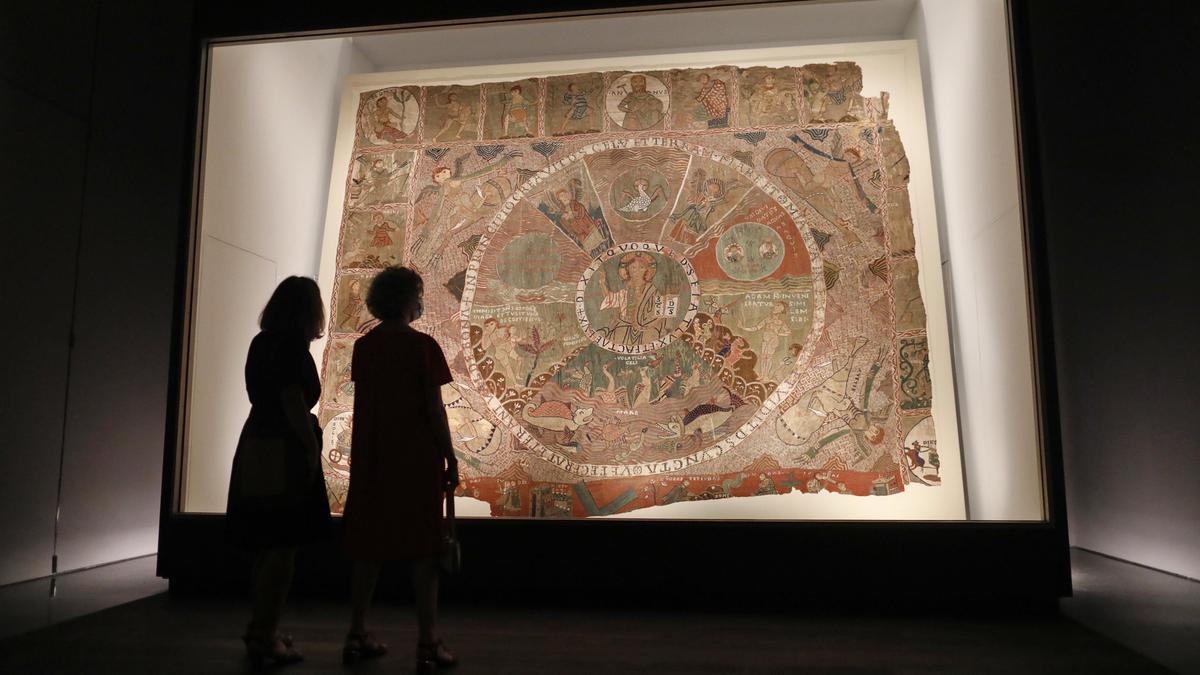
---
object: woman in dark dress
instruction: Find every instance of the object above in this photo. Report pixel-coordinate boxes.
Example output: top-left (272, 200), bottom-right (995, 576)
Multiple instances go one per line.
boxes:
top-left (341, 266), bottom-right (460, 672)
top-left (226, 276), bottom-right (330, 667)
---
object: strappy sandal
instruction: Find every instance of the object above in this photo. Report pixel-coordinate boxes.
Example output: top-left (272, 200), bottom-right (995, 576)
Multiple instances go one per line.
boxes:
top-left (342, 631), bottom-right (388, 664)
top-left (242, 623), bottom-right (294, 648)
top-left (241, 632), bottom-right (303, 669)
top-left (416, 639), bottom-right (458, 672)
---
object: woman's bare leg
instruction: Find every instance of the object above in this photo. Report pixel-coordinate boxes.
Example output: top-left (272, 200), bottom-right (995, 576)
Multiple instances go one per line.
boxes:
top-left (410, 555), bottom-right (439, 643)
top-left (249, 547), bottom-right (296, 637)
top-left (350, 561), bottom-right (383, 634)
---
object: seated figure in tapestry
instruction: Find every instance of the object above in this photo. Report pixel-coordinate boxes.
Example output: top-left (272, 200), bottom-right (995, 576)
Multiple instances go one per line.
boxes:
top-left (596, 251), bottom-right (681, 347)
top-left (617, 75), bottom-right (665, 130)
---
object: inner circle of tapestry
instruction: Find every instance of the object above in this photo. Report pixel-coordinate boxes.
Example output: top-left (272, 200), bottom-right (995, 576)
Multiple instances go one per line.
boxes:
top-left (459, 138), bottom-right (826, 476)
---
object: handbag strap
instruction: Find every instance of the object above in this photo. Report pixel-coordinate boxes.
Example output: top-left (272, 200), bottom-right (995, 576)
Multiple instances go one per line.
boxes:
top-left (444, 484), bottom-right (456, 537)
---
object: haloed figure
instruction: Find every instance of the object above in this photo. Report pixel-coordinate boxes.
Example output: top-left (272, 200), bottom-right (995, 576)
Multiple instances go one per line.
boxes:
top-left (598, 251), bottom-right (678, 345)
top-left (341, 266), bottom-right (460, 672)
top-left (226, 276), bottom-right (331, 668)
top-left (617, 74), bottom-right (664, 130)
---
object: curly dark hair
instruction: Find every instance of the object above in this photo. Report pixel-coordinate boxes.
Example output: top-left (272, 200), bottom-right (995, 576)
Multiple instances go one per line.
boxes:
top-left (366, 266), bottom-right (423, 321)
top-left (259, 276), bottom-right (324, 341)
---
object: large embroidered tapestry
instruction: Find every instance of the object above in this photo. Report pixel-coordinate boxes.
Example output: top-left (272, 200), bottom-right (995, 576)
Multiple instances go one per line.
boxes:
top-left (319, 62), bottom-right (942, 517)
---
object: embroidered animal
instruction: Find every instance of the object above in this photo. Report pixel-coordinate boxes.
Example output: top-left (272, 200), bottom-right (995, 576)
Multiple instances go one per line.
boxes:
top-left (521, 400), bottom-right (595, 432)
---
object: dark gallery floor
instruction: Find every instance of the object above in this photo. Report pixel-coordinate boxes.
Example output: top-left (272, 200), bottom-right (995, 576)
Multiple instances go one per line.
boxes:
top-left (0, 550), bottom-right (1196, 674)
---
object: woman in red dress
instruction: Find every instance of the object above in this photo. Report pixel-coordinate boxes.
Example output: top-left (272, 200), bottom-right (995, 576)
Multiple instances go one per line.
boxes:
top-left (341, 266), bottom-right (459, 672)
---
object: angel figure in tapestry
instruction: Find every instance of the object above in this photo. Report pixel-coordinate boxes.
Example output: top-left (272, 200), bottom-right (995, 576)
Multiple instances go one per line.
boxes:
top-left (667, 170), bottom-right (740, 247)
top-left (369, 91), bottom-right (415, 143)
top-left (537, 177), bottom-right (612, 256)
top-left (408, 150), bottom-right (521, 269)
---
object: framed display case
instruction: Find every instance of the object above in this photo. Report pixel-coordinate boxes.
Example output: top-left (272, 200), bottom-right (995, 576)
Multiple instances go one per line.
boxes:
top-left (161, 0), bottom-right (1070, 603)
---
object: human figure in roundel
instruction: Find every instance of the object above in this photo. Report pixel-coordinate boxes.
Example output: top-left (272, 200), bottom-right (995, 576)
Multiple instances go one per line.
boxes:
top-left (905, 440), bottom-right (926, 473)
top-left (598, 252), bottom-right (679, 345)
top-left (617, 75), bottom-right (664, 130)
top-left (370, 96), bottom-right (409, 143)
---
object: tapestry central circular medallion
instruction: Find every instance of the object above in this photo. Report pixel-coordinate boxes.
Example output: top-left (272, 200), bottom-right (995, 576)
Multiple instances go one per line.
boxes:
top-left (575, 243), bottom-right (699, 354)
top-left (459, 138), bottom-right (826, 475)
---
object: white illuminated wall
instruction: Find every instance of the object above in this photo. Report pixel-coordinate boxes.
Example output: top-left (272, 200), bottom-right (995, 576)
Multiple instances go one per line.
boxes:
top-left (183, 38), bottom-right (373, 512)
top-left (905, 0), bottom-right (1043, 520)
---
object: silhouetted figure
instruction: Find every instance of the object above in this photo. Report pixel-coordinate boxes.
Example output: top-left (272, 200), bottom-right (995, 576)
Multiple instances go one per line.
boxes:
top-left (226, 276), bottom-right (330, 668)
top-left (341, 266), bottom-right (460, 672)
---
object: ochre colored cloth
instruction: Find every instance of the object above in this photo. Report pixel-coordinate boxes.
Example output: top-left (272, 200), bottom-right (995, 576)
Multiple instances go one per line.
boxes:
top-left (342, 325), bottom-right (452, 560)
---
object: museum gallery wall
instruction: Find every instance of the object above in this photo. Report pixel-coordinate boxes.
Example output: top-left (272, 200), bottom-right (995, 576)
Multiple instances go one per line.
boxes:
top-left (318, 61), bottom-right (951, 518)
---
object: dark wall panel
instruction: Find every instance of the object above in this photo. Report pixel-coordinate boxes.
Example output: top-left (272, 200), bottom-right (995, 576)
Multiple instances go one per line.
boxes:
top-left (0, 84), bottom-right (87, 585)
top-left (1021, 1), bottom-right (1200, 579)
top-left (0, 0), bottom-right (99, 118)
top-left (55, 1), bottom-right (193, 572)
top-left (0, 2), bottom-right (96, 586)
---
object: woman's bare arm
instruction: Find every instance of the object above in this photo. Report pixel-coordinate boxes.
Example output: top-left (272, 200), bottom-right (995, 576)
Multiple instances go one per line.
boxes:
top-left (426, 381), bottom-right (459, 487)
top-left (281, 385), bottom-right (320, 473)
